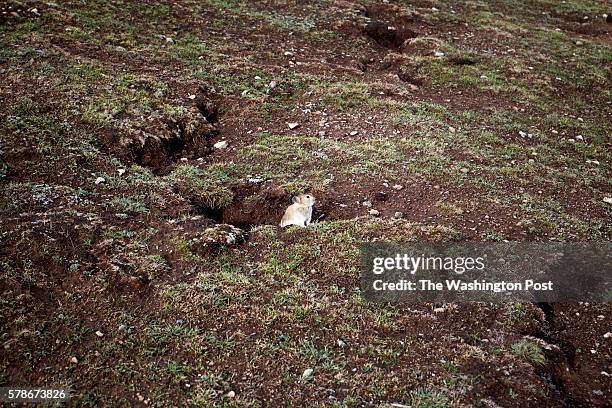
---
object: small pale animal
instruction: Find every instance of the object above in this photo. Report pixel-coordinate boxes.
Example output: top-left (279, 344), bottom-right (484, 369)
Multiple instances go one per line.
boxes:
top-left (280, 194), bottom-right (316, 227)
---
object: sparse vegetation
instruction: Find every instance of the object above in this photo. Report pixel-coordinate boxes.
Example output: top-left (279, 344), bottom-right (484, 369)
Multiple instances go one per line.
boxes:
top-left (512, 340), bottom-right (547, 367)
top-left (1, 0), bottom-right (610, 406)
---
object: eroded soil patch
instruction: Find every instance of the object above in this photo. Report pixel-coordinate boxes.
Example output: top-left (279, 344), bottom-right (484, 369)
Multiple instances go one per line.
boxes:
top-left (100, 89), bottom-right (221, 174)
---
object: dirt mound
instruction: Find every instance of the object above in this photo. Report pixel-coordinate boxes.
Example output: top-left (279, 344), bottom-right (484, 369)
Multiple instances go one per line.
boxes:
top-left (202, 224), bottom-right (247, 246)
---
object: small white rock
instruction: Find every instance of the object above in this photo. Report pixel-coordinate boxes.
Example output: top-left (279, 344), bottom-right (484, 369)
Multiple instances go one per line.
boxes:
top-left (302, 368), bottom-right (313, 379)
top-left (226, 390), bottom-right (236, 398)
top-left (603, 332), bottom-right (611, 339)
top-left (350, 130), bottom-right (358, 136)
top-left (392, 184), bottom-right (403, 190)
top-left (70, 356), bottom-right (78, 364)
top-left (369, 209), bottom-right (380, 216)
top-left (337, 339), bottom-right (347, 348)
top-left (288, 122), bottom-right (300, 129)
top-left (214, 141), bottom-right (228, 149)
top-left (95, 331), bottom-right (104, 337)
top-left (434, 51), bottom-right (445, 57)
top-left (448, 126), bottom-right (456, 133)
top-left (603, 197), bottom-right (612, 205)
top-left (117, 168), bottom-right (126, 176)
top-left (95, 177), bottom-right (105, 185)
top-left (188, 94), bottom-right (196, 100)
top-left (284, 51), bottom-right (294, 57)
top-left (394, 211), bottom-right (403, 218)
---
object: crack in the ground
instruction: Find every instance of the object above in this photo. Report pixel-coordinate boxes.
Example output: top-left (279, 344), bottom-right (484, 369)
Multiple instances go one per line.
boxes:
top-left (533, 302), bottom-right (581, 408)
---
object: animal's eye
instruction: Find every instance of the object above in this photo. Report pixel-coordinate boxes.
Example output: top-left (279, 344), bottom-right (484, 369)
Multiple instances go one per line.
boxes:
top-left (306, 195), bottom-right (310, 198)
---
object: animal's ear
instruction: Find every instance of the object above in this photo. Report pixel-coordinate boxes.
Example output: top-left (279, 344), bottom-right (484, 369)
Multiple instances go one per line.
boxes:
top-left (292, 196), bottom-right (300, 204)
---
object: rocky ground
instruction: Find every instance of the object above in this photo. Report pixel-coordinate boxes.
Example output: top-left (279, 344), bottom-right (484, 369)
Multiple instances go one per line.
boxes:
top-left (1, 0), bottom-right (611, 406)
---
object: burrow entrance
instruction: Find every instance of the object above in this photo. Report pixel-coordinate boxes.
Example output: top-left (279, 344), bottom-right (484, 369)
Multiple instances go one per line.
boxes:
top-left (192, 184), bottom-right (326, 230)
top-left (100, 87), bottom-right (221, 175)
top-left (98, 86), bottom-right (337, 230)
top-left (363, 5), bottom-right (419, 50)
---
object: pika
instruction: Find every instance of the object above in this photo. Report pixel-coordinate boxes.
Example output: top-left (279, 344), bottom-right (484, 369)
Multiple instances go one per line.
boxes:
top-left (280, 194), bottom-right (316, 227)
